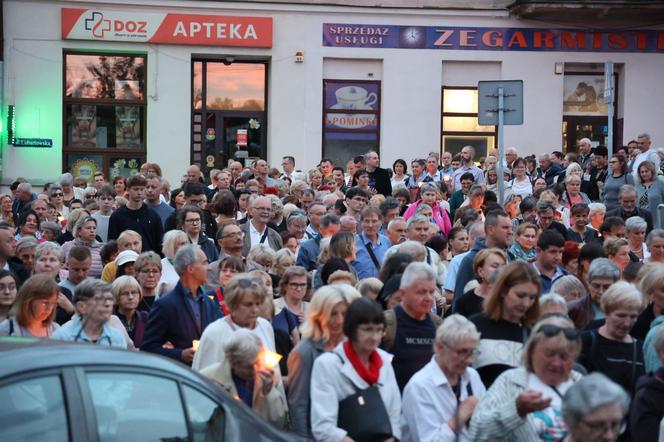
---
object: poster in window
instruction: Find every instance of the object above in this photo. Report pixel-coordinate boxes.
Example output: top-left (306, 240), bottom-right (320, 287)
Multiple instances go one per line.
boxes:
top-left (324, 81), bottom-right (379, 111)
top-left (563, 75), bottom-right (608, 116)
top-left (115, 80), bottom-right (141, 100)
top-left (71, 105), bottom-right (97, 147)
top-left (115, 106), bottom-right (141, 148)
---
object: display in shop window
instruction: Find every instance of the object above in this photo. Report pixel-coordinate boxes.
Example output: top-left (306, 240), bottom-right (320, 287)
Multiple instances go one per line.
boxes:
top-left (563, 75), bottom-right (608, 116)
top-left (110, 158), bottom-right (142, 179)
top-left (68, 155), bottom-right (104, 183)
top-left (324, 81), bottom-right (379, 111)
top-left (70, 105), bottom-right (97, 147)
top-left (115, 106), bottom-right (142, 148)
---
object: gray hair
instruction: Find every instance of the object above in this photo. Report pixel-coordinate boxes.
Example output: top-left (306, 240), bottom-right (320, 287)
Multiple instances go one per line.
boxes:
top-left (406, 214), bottom-right (430, 228)
top-left (73, 278), bottom-right (111, 303)
top-left (625, 216), bottom-right (647, 233)
top-left (587, 202), bottom-right (606, 216)
top-left (539, 293), bottom-right (568, 313)
top-left (320, 213), bottom-right (340, 229)
top-left (436, 314), bottom-right (480, 348)
top-left (172, 244), bottom-right (201, 276)
top-left (638, 133), bottom-right (651, 141)
top-left (17, 182), bottom-right (32, 193)
top-left (287, 211), bottom-right (307, 226)
top-left (587, 258), bottom-right (620, 282)
top-left (646, 229), bottom-right (664, 247)
top-left (73, 216), bottom-right (96, 238)
top-left (468, 222), bottom-right (485, 240)
top-left (600, 281), bottom-right (644, 314)
top-left (397, 240), bottom-right (427, 261)
top-left (15, 236), bottom-right (38, 254)
top-left (618, 184), bottom-right (637, 198)
top-left (290, 180), bottom-right (308, 193)
top-left (419, 182), bottom-right (439, 195)
top-left (59, 173), bottom-right (74, 186)
top-left (162, 230), bottom-right (187, 260)
top-left (400, 261), bottom-right (436, 289)
top-left (224, 329), bottom-right (262, 366)
top-left (551, 275), bottom-right (586, 302)
top-left (562, 373), bottom-right (630, 428)
top-left (35, 241), bottom-right (64, 263)
top-left (415, 204), bottom-right (433, 214)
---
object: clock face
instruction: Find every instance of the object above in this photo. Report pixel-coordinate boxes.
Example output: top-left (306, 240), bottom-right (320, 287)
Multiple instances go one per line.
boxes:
top-left (400, 26), bottom-right (425, 48)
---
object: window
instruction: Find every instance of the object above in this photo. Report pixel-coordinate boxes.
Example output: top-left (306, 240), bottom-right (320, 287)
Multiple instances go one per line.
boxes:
top-left (86, 372), bottom-right (188, 442)
top-left (322, 79), bottom-right (380, 169)
top-left (0, 375), bottom-right (69, 442)
top-left (441, 87), bottom-right (496, 158)
top-left (63, 51), bottom-right (147, 181)
top-left (183, 385), bottom-right (226, 442)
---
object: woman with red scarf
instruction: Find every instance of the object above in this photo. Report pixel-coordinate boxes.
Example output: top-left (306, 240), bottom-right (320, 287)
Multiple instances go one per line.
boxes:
top-left (310, 298), bottom-right (401, 442)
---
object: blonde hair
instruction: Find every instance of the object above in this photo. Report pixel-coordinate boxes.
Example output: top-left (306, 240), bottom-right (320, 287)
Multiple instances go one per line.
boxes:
top-left (271, 249), bottom-right (295, 277)
top-left (301, 285), bottom-right (361, 342)
top-left (356, 277), bottom-right (384, 298)
top-left (327, 270), bottom-right (357, 286)
top-left (637, 263), bottom-right (664, 299)
top-left (600, 281), bottom-right (644, 314)
top-left (224, 274), bottom-right (268, 311)
top-left (111, 275), bottom-right (142, 303)
top-left (523, 315), bottom-right (581, 372)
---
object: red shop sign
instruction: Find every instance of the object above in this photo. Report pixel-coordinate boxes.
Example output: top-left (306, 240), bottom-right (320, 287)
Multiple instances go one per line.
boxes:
top-left (62, 8), bottom-right (272, 48)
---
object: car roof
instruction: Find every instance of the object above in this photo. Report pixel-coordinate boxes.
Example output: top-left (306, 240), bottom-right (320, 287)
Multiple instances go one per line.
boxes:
top-left (0, 337), bottom-right (203, 384)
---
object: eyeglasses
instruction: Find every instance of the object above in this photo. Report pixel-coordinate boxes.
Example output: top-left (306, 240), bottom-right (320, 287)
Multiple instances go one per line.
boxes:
top-left (185, 218), bottom-right (201, 224)
top-left (92, 294), bottom-right (115, 302)
top-left (538, 324), bottom-right (579, 340)
top-left (443, 342), bottom-right (477, 359)
top-left (580, 418), bottom-right (625, 434)
top-left (51, 192), bottom-right (64, 197)
top-left (254, 207), bottom-right (272, 212)
top-left (223, 231), bottom-right (244, 238)
top-left (288, 282), bottom-right (308, 289)
top-left (139, 269), bottom-right (161, 275)
top-left (36, 300), bottom-right (57, 309)
top-left (589, 282), bottom-right (613, 291)
top-left (237, 278), bottom-right (261, 288)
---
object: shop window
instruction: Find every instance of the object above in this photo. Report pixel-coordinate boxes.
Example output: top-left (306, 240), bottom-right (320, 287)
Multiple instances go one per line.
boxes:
top-left (322, 80), bottom-right (380, 169)
top-left (63, 51), bottom-right (147, 181)
top-left (441, 87), bottom-right (496, 158)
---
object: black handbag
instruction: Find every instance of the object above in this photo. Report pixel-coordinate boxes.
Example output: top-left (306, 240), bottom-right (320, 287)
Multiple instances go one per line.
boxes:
top-left (335, 354), bottom-right (393, 442)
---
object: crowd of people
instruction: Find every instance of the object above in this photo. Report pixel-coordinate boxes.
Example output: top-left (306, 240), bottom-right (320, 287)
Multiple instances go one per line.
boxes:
top-left (2, 133), bottom-right (664, 441)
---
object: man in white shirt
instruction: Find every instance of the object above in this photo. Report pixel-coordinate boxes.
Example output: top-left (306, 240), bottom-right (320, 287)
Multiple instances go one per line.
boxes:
top-left (401, 314), bottom-right (486, 442)
top-left (632, 132), bottom-right (660, 179)
top-left (240, 196), bottom-right (282, 256)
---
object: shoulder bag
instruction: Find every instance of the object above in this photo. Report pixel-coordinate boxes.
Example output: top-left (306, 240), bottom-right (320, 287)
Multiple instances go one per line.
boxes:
top-left (335, 353), bottom-right (393, 441)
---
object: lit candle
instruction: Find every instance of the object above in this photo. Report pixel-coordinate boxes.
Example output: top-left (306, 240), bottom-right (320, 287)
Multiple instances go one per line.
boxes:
top-left (192, 340), bottom-right (200, 351)
top-left (263, 350), bottom-right (282, 369)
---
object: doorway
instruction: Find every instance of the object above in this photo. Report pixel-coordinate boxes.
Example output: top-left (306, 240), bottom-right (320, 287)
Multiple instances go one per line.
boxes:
top-left (192, 60), bottom-right (268, 178)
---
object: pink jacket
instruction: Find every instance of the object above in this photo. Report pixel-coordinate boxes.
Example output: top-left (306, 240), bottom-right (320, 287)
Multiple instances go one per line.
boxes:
top-left (403, 200), bottom-right (452, 237)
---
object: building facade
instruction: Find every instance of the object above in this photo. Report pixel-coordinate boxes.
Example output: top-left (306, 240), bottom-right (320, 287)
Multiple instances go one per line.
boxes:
top-left (2, 0), bottom-right (664, 185)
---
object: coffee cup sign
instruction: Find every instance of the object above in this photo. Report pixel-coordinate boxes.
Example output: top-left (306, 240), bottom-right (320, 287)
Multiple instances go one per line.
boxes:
top-left (334, 86), bottom-right (377, 110)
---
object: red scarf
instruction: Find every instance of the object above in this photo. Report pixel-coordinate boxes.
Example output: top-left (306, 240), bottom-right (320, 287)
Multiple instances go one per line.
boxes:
top-left (343, 340), bottom-right (382, 385)
top-left (213, 289), bottom-right (230, 316)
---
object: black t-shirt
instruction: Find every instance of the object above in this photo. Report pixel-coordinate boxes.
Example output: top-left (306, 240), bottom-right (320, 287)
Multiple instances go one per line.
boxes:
top-left (137, 295), bottom-right (156, 313)
top-left (469, 313), bottom-right (529, 388)
top-left (390, 304), bottom-right (436, 391)
top-left (455, 289), bottom-right (485, 318)
top-left (579, 329), bottom-right (645, 395)
top-left (631, 303), bottom-right (656, 342)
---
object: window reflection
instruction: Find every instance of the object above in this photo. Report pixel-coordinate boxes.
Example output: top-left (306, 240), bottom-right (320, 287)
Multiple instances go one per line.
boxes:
top-left (193, 62), bottom-right (203, 110)
top-left (65, 54), bottom-right (145, 100)
top-left (205, 63), bottom-right (265, 110)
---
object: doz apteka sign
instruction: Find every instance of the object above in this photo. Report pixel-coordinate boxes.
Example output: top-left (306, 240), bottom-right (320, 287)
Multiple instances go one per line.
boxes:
top-left (61, 8), bottom-right (272, 48)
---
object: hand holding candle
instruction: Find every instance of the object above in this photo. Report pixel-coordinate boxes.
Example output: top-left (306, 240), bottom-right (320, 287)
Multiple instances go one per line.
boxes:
top-left (263, 350), bottom-right (282, 369)
top-left (192, 340), bottom-right (200, 351)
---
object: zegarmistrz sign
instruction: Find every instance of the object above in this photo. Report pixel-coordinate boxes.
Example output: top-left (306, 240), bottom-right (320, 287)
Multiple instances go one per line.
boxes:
top-left (323, 23), bottom-right (664, 53)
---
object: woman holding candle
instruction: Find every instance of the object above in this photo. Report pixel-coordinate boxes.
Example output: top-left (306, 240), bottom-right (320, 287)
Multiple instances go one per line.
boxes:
top-left (199, 329), bottom-right (288, 429)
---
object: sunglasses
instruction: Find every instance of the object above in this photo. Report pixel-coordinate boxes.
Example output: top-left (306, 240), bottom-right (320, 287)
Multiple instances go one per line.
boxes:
top-left (237, 277), bottom-right (262, 289)
top-left (538, 324), bottom-right (579, 340)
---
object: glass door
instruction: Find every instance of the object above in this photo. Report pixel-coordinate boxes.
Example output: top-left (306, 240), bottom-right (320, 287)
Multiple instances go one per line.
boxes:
top-left (192, 60), bottom-right (267, 176)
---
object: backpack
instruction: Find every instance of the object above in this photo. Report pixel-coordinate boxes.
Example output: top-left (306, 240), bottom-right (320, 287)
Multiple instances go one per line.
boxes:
top-left (382, 308), bottom-right (442, 352)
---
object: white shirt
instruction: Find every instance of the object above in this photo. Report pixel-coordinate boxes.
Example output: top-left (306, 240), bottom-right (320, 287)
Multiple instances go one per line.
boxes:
top-left (510, 177), bottom-right (533, 198)
top-left (401, 358), bottom-right (486, 442)
top-left (444, 251), bottom-right (470, 293)
top-left (633, 148), bottom-right (661, 179)
top-left (249, 220), bottom-right (267, 249)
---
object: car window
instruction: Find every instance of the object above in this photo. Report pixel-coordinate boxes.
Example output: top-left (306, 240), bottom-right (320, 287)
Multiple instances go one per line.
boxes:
top-left (183, 385), bottom-right (226, 442)
top-left (0, 375), bottom-right (69, 442)
top-left (86, 372), bottom-right (188, 442)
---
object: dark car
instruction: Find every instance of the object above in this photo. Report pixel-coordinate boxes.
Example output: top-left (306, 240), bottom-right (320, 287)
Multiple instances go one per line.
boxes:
top-left (0, 337), bottom-right (309, 442)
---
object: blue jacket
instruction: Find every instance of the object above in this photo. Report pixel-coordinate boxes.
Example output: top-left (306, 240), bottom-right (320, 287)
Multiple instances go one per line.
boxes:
top-left (296, 236), bottom-right (321, 271)
top-left (140, 280), bottom-right (221, 362)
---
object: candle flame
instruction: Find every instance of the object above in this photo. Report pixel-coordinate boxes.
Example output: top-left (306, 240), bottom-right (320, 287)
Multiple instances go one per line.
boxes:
top-left (263, 350), bottom-right (282, 369)
top-left (192, 340), bottom-right (200, 351)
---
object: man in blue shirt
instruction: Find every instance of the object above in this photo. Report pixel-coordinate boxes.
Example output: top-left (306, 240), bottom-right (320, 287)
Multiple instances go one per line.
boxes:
top-left (53, 278), bottom-right (127, 348)
top-left (532, 230), bottom-right (567, 294)
top-left (296, 213), bottom-right (340, 271)
top-left (352, 207), bottom-right (391, 280)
